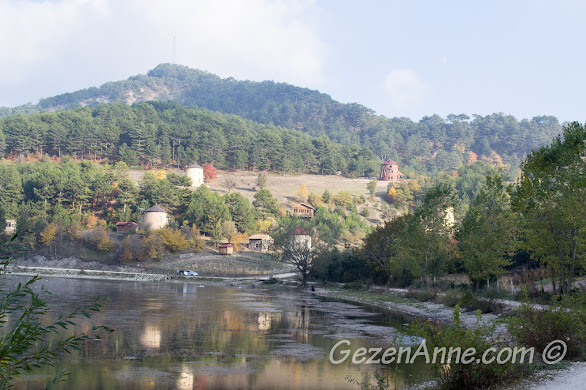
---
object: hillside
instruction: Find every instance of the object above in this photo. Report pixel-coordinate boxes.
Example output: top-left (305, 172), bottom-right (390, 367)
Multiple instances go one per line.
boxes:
top-left (0, 102), bottom-right (380, 177)
top-left (0, 63), bottom-right (564, 176)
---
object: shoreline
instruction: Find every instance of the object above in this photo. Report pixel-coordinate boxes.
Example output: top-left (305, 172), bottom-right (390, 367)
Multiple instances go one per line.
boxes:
top-left (12, 264), bottom-right (498, 328)
top-left (10, 264), bottom-right (584, 390)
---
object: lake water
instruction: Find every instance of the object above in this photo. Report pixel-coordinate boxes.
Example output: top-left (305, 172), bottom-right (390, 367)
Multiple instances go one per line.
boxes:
top-left (10, 277), bottom-right (432, 389)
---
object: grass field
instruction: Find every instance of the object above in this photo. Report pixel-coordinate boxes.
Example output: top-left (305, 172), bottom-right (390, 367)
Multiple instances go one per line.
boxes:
top-left (129, 169), bottom-right (393, 225)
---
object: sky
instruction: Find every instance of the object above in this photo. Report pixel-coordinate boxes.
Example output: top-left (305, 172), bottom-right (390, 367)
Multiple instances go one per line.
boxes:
top-left (1, 0), bottom-right (585, 122)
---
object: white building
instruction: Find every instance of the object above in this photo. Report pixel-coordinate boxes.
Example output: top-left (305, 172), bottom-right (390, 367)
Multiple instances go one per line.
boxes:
top-left (185, 162), bottom-right (204, 188)
top-left (5, 219), bottom-right (16, 234)
top-left (143, 205), bottom-right (168, 231)
top-left (291, 227), bottom-right (312, 250)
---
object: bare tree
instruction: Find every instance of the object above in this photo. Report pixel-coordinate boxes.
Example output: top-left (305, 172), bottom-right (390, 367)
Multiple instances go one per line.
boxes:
top-left (223, 176), bottom-right (237, 192)
top-left (282, 230), bottom-right (317, 286)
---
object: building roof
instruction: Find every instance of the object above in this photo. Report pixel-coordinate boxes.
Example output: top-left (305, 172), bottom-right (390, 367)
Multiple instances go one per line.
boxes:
top-left (116, 222), bottom-right (138, 226)
top-left (186, 162), bottom-right (202, 169)
top-left (144, 205), bottom-right (167, 213)
top-left (219, 244), bottom-right (233, 248)
top-left (292, 227), bottom-right (309, 235)
top-left (249, 234), bottom-right (271, 240)
top-left (381, 158), bottom-right (398, 165)
top-left (294, 203), bottom-right (315, 210)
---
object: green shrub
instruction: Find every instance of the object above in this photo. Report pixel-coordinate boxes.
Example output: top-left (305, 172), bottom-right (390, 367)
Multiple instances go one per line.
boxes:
top-left (403, 288), bottom-right (437, 302)
top-left (438, 289), bottom-right (463, 307)
top-left (456, 291), bottom-right (506, 314)
top-left (507, 298), bottom-right (586, 360)
top-left (343, 281), bottom-right (366, 290)
top-left (408, 307), bottom-right (531, 389)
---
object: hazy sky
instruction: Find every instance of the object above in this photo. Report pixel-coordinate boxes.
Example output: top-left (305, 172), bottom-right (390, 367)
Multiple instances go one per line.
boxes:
top-left (1, 0), bottom-right (584, 122)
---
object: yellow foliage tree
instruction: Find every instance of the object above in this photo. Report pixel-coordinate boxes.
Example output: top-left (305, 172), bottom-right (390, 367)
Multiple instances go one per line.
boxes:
top-left (255, 219), bottom-right (273, 233)
top-left (153, 170), bottom-right (167, 180)
top-left (143, 234), bottom-right (163, 260)
top-left (298, 184), bottom-right (308, 202)
top-left (332, 191), bottom-right (352, 207)
top-left (231, 233), bottom-right (249, 252)
top-left (40, 224), bottom-right (58, 248)
top-left (386, 187), bottom-right (398, 204)
top-left (154, 227), bottom-right (190, 252)
top-left (119, 248), bottom-right (134, 264)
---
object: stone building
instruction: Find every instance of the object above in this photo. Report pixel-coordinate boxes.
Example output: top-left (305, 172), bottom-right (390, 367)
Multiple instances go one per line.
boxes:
top-left (379, 159), bottom-right (404, 182)
top-left (142, 205), bottom-right (168, 231)
top-left (185, 162), bottom-right (204, 188)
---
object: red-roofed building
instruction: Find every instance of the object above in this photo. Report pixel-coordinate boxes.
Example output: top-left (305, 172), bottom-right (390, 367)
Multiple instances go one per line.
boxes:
top-left (291, 227), bottom-right (312, 249)
top-left (219, 243), bottom-right (234, 255)
top-left (380, 159), bottom-right (404, 182)
top-left (116, 222), bottom-right (138, 233)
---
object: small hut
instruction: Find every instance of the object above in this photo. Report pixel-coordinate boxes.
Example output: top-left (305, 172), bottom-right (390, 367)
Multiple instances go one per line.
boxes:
top-left (143, 205), bottom-right (168, 231)
top-left (248, 234), bottom-right (273, 252)
top-left (185, 162), bottom-right (204, 188)
top-left (219, 243), bottom-right (234, 255)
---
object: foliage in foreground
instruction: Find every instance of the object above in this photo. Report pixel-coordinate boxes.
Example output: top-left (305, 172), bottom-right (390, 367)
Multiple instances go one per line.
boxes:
top-left (507, 296), bottom-right (586, 361)
top-left (408, 307), bottom-right (530, 390)
top-left (0, 235), bottom-right (111, 388)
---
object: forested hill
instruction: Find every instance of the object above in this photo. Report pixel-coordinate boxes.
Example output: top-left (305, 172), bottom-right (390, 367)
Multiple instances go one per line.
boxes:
top-left (0, 63), bottom-right (563, 175)
top-left (0, 102), bottom-right (381, 177)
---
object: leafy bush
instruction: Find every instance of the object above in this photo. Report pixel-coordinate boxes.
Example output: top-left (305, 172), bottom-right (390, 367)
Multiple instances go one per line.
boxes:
top-left (343, 281), bottom-right (366, 290)
top-left (0, 234), bottom-right (111, 388)
top-left (507, 298), bottom-right (586, 360)
top-left (408, 307), bottom-right (530, 389)
top-left (438, 289), bottom-right (464, 307)
top-left (180, 225), bottom-right (204, 250)
top-left (454, 290), bottom-right (506, 314)
top-left (402, 288), bottom-right (437, 302)
top-left (83, 228), bottom-right (114, 253)
top-left (142, 234), bottom-right (163, 260)
top-left (154, 227), bottom-right (190, 252)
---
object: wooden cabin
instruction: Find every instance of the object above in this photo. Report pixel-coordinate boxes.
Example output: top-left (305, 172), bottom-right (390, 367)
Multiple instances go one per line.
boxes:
top-left (116, 222), bottom-right (138, 233)
top-left (292, 203), bottom-right (315, 218)
top-left (219, 244), bottom-right (234, 255)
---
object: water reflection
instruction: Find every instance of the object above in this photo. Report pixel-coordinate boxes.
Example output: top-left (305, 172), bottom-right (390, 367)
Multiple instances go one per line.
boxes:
top-left (8, 277), bottom-right (432, 389)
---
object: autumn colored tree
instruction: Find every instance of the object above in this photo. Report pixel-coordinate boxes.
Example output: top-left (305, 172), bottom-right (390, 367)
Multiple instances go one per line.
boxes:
top-left (203, 163), bottom-right (217, 181)
top-left (297, 184), bottom-right (308, 202)
top-left (154, 227), bottom-right (191, 252)
top-left (40, 223), bottom-right (59, 257)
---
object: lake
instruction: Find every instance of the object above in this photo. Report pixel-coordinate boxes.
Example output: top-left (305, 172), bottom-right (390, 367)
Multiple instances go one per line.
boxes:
top-left (9, 276), bottom-right (432, 389)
